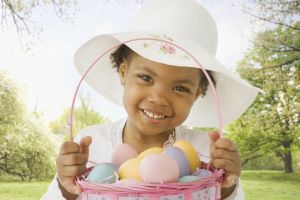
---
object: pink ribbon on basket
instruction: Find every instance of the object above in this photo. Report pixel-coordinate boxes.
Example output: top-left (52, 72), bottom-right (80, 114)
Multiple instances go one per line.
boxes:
top-left (68, 38), bottom-right (223, 141)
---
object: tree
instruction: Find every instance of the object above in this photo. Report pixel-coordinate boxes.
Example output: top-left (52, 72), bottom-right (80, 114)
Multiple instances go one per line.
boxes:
top-left (227, 22), bottom-right (300, 173)
top-left (0, 0), bottom-right (144, 36)
top-left (50, 94), bottom-right (109, 139)
top-left (0, 71), bottom-right (24, 125)
top-left (0, 71), bottom-right (57, 180)
top-left (240, 0), bottom-right (300, 30)
top-left (0, 0), bottom-right (76, 34)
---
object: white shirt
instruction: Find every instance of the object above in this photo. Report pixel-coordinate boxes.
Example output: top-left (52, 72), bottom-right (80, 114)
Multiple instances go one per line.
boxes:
top-left (41, 118), bottom-right (243, 200)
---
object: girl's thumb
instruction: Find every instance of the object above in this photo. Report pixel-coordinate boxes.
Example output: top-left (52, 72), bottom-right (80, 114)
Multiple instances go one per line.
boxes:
top-left (208, 131), bottom-right (220, 142)
top-left (80, 136), bottom-right (92, 154)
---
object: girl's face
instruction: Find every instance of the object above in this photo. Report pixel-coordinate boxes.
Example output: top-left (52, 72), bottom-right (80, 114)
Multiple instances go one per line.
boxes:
top-left (119, 54), bottom-right (202, 137)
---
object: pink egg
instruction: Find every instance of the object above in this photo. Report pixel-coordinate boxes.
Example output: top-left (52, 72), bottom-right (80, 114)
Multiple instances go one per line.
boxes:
top-left (140, 154), bottom-right (179, 184)
top-left (111, 143), bottom-right (138, 167)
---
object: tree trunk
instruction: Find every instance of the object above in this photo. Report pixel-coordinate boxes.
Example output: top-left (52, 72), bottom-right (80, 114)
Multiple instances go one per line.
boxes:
top-left (283, 141), bottom-right (294, 173)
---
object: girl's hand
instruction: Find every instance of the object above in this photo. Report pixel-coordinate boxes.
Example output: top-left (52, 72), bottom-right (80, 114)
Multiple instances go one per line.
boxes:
top-left (56, 136), bottom-right (92, 196)
top-left (208, 131), bottom-right (241, 189)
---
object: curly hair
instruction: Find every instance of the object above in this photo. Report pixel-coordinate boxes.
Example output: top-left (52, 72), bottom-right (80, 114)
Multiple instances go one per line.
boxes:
top-left (110, 44), bottom-right (216, 97)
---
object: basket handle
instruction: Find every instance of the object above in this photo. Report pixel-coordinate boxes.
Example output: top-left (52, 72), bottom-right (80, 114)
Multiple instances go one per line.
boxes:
top-left (68, 38), bottom-right (223, 142)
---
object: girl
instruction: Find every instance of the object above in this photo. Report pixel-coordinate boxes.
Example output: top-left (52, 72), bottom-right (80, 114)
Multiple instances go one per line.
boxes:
top-left (42, 0), bottom-right (259, 199)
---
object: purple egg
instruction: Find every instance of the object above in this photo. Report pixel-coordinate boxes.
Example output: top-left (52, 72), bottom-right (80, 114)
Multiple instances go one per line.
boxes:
top-left (163, 147), bottom-right (190, 177)
top-left (192, 168), bottom-right (212, 179)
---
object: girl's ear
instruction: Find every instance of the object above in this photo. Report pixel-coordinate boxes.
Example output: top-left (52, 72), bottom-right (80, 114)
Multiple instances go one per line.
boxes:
top-left (118, 62), bottom-right (128, 85)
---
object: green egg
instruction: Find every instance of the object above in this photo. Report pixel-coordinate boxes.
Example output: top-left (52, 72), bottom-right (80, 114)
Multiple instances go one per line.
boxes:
top-left (178, 175), bottom-right (200, 183)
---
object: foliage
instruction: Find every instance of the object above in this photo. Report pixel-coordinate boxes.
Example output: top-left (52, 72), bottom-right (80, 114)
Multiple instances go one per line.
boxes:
top-left (50, 94), bottom-right (109, 139)
top-left (227, 22), bottom-right (300, 173)
top-left (0, 0), bottom-right (144, 37)
top-left (0, 71), bottom-right (24, 125)
top-left (0, 71), bottom-right (56, 181)
top-left (0, 0), bottom-right (76, 34)
top-left (240, 0), bottom-right (300, 30)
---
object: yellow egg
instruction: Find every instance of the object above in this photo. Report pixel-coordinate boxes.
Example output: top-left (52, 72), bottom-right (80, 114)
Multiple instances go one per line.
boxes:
top-left (138, 147), bottom-right (164, 158)
top-left (118, 157), bottom-right (142, 180)
top-left (173, 140), bottom-right (200, 171)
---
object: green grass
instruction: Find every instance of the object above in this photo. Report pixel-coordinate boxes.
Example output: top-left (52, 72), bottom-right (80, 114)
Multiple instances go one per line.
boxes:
top-left (241, 170), bottom-right (300, 200)
top-left (0, 181), bottom-right (49, 200)
top-left (0, 171), bottom-right (299, 200)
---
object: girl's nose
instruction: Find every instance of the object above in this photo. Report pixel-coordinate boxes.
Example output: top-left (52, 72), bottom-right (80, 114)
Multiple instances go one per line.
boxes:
top-left (148, 86), bottom-right (170, 106)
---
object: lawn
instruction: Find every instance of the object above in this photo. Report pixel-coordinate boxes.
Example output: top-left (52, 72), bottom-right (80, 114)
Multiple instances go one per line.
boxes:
top-left (0, 181), bottom-right (49, 200)
top-left (0, 171), bottom-right (299, 200)
top-left (241, 170), bottom-right (300, 200)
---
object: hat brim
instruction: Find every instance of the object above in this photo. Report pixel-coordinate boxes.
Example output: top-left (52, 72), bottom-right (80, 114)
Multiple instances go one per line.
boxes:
top-left (74, 31), bottom-right (259, 127)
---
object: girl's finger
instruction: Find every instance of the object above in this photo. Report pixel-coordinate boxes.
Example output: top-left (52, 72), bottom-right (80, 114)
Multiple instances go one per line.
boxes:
top-left (60, 142), bottom-right (81, 155)
top-left (211, 159), bottom-right (239, 174)
top-left (57, 165), bottom-right (86, 177)
top-left (57, 153), bottom-right (89, 166)
top-left (214, 138), bottom-right (237, 152)
top-left (211, 149), bottom-right (240, 162)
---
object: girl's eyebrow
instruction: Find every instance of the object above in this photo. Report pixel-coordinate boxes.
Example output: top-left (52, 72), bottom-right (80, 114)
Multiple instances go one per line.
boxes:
top-left (136, 65), bottom-right (196, 87)
top-left (174, 79), bottom-right (196, 87)
top-left (136, 65), bottom-right (157, 76)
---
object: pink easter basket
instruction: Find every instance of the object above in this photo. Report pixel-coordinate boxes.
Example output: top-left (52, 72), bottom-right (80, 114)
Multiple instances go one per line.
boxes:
top-left (69, 38), bottom-right (225, 200)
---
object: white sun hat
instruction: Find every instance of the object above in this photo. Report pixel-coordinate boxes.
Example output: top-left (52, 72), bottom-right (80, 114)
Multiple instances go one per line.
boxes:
top-left (73, 0), bottom-right (260, 127)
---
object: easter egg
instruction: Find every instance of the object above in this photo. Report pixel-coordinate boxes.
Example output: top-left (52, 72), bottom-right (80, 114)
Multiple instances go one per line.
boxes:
top-left (163, 146), bottom-right (190, 177)
top-left (87, 163), bottom-right (118, 184)
top-left (173, 140), bottom-right (200, 171)
top-left (192, 169), bottom-right (212, 179)
top-left (178, 175), bottom-right (200, 183)
top-left (118, 157), bottom-right (142, 180)
top-left (140, 154), bottom-right (179, 184)
top-left (138, 147), bottom-right (164, 158)
top-left (111, 143), bottom-right (138, 167)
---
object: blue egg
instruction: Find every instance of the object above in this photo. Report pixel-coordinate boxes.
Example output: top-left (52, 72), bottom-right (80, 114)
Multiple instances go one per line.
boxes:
top-left (87, 163), bottom-right (118, 184)
top-left (192, 169), bottom-right (212, 179)
top-left (178, 175), bottom-right (200, 182)
top-left (163, 147), bottom-right (190, 177)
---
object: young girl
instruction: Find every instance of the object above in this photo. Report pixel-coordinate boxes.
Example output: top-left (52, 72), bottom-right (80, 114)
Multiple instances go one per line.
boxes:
top-left (42, 0), bottom-right (259, 199)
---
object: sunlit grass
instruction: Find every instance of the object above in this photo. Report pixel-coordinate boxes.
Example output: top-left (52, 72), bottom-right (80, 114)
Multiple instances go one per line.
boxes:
top-left (0, 181), bottom-right (49, 200)
top-left (241, 170), bottom-right (300, 200)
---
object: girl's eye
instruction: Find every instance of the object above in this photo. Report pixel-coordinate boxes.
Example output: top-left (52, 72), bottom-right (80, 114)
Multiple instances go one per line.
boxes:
top-left (174, 86), bottom-right (190, 93)
top-left (137, 74), bottom-right (152, 82)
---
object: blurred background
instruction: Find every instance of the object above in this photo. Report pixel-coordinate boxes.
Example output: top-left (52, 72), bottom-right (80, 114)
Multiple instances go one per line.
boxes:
top-left (0, 0), bottom-right (299, 199)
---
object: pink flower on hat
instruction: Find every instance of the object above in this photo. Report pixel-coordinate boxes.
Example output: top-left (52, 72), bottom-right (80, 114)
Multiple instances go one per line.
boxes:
top-left (161, 43), bottom-right (176, 54)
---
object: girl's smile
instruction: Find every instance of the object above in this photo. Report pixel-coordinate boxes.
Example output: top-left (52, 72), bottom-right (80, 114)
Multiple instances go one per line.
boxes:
top-left (119, 53), bottom-right (202, 151)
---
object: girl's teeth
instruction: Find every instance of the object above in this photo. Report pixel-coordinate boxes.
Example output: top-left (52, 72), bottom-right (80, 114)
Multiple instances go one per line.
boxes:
top-left (143, 109), bottom-right (165, 119)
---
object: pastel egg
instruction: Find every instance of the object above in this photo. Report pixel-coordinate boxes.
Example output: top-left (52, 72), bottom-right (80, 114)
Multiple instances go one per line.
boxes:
top-left (173, 140), bottom-right (200, 171)
top-left (140, 154), bottom-right (179, 184)
top-left (118, 157), bottom-right (142, 180)
top-left (87, 163), bottom-right (118, 184)
top-left (163, 146), bottom-right (190, 177)
top-left (178, 175), bottom-right (200, 183)
top-left (111, 143), bottom-right (138, 167)
top-left (138, 147), bottom-right (164, 158)
top-left (192, 169), bottom-right (212, 179)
